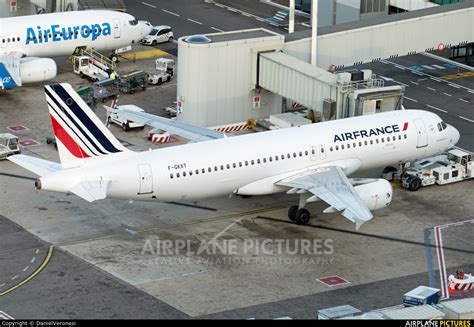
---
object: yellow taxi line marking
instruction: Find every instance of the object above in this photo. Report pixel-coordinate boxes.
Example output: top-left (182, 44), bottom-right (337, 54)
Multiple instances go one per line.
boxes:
top-left (0, 245), bottom-right (54, 297)
top-left (120, 49), bottom-right (170, 61)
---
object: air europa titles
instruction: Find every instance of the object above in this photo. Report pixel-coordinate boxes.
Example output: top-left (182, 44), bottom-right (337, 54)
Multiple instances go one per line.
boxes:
top-left (334, 123), bottom-right (408, 143)
top-left (25, 22), bottom-right (112, 45)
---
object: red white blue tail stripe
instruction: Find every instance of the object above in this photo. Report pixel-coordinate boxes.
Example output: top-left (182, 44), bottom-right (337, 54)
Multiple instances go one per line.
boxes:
top-left (45, 83), bottom-right (126, 160)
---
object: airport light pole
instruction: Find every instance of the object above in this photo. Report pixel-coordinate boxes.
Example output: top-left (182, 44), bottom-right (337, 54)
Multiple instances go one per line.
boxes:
top-left (289, 0), bottom-right (295, 33)
top-left (311, 0), bottom-right (318, 66)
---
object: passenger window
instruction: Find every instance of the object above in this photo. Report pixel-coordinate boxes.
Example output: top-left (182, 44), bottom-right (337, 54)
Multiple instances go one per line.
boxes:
top-left (220, 165), bottom-right (224, 170)
top-left (311, 148), bottom-right (316, 155)
top-left (239, 162), bottom-right (243, 167)
top-left (376, 139), bottom-right (379, 144)
top-left (170, 174), bottom-right (174, 179)
top-left (269, 157), bottom-right (273, 162)
top-left (195, 169), bottom-right (199, 175)
top-left (364, 141), bottom-right (367, 146)
top-left (183, 172), bottom-right (187, 177)
top-left (347, 144), bottom-right (351, 149)
top-left (208, 167), bottom-right (211, 172)
top-left (251, 160), bottom-right (255, 165)
top-left (404, 134), bottom-right (407, 139)
top-left (370, 140), bottom-right (373, 145)
top-left (233, 163), bottom-right (237, 168)
top-left (381, 138), bottom-right (384, 143)
top-left (263, 158), bottom-right (267, 163)
top-left (299, 152), bottom-right (302, 157)
top-left (226, 164), bottom-right (230, 169)
top-left (245, 161), bottom-right (249, 166)
top-left (202, 168), bottom-right (206, 174)
top-left (353, 143), bottom-right (356, 148)
top-left (177, 173), bottom-right (180, 178)
top-left (359, 142), bottom-right (362, 147)
top-left (287, 154), bottom-right (291, 159)
top-left (398, 135), bottom-right (401, 140)
top-left (330, 147), bottom-right (333, 151)
top-left (257, 159), bottom-right (261, 164)
top-left (281, 155), bottom-right (284, 160)
top-left (214, 166), bottom-right (218, 171)
top-left (336, 145), bottom-right (339, 150)
top-left (274, 156), bottom-right (278, 161)
top-left (293, 153), bottom-right (297, 158)
top-left (305, 150), bottom-right (308, 156)
top-left (341, 145), bottom-right (345, 149)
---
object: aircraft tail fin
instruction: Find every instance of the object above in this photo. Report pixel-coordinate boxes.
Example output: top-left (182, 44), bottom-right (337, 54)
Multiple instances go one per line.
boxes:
top-left (44, 83), bottom-right (130, 168)
top-left (0, 62), bottom-right (18, 90)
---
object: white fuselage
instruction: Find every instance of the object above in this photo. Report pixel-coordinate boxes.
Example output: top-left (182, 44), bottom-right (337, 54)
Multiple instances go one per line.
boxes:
top-left (39, 110), bottom-right (460, 202)
top-left (0, 10), bottom-right (151, 57)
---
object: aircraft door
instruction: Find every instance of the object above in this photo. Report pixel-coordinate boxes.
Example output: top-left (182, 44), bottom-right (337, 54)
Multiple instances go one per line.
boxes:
top-left (414, 118), bottom-right (428, 148)
top-left (138, 164), bottom-right (153, 194)
top-left (113, 19), bottom-right (121, 38)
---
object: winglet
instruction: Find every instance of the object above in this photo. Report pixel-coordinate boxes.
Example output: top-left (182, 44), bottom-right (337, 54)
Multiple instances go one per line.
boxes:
top-left (0, 63), bottom-right (18, 90)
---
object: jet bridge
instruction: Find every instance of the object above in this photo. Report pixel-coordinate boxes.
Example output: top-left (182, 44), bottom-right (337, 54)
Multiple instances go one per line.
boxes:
top-left (257, 51), bottom-right (403, 120)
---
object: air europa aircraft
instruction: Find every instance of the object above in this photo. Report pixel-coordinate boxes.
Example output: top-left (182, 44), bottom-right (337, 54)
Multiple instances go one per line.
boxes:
top-left (0, 10), bottom-right (151, 89)
top-left (9, 84), bottom-right (460, 229)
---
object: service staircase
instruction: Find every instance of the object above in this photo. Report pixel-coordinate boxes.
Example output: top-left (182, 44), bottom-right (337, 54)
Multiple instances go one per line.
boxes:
top-left (80, 48), bottom-right (116, 71)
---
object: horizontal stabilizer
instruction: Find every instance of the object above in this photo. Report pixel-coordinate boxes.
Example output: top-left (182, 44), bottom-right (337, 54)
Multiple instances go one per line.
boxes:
top-left (70, 180), bottom-right (110, 202)
top-left (8, 154), bottom-right (61, 177)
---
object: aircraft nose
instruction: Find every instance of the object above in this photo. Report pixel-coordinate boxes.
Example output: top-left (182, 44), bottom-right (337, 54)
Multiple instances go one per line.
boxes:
top-left (451, 126), bottom-right (460, 145)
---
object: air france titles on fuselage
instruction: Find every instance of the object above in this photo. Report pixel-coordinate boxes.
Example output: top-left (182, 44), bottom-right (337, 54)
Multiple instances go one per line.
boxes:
top-left (334, 123), bottom-right (408, 143)
top-left (25, 22), bottom-right (112, 45)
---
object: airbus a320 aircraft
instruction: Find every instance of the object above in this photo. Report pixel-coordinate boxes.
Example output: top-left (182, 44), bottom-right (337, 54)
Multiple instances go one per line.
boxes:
top-left (9, 84), bottom-right (460, 229)
top-left (0, 10), bottom-right (151, 89)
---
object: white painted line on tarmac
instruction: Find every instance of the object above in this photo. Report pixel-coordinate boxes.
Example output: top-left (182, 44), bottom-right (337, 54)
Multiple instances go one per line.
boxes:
top-left (412, 71), bottom-right (424, 76)
top-left (11, 275), bottom-right (18, 281)
top-left (427, 87), bottom-right (437, 91)
top-left (422, 65), bottom-right (435, 70)
top-left (0, 311), bottom-right (14, 320)
top-left (242, 12), bottom-right (252, 17)
top-left (141, 2), bottom-right (156, 8)
top-left (23, 266), bottom-right (29, 272)
top-left (0, 283), bottom-right (5, 288)
top-left (443, 93), bottom-right (452, 97)
top-left (394, 65), bottom-right (406, 70)
top-left (459, 116), bottom-right (474, 123)
top-left (448, 83), bottom-right (461, 89)
top-left (162, 9), bottom-right (180, 17)
top-left (211, 26), bottom-right (224, 32)
top-left (403, 96), bottom-right (418, 103)
top-left (432, 64), bottom-right (446, 70)
top-left (469, 90), bottom-right (474, 94)
top-left (459, 98), bottom-right (469, 103)
top-left (35, 249), bottom-right (39, 254)
top-left (215, 2), bottom-right (225, 8)
top-left (301, 22), bottom-right (311, 27)
top-left (187, 18), bottom-right (203, 25)
top-left (410, 81), bottom-right (419, 85)
top-left (31, 257), bottom-right (36, 263)
top-left (427, 104), bottom-right (447, 113)
top-left (430, 77), bottom-right (442, 82)
top-left (228, 7), bottom-right (238, 12)
top-left (256, 17), bottom-right (265, 21)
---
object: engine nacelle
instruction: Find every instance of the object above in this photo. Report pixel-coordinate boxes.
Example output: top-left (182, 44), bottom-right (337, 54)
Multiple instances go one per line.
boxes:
top-left (20, 58), bottom-right (57, 84)
top-left (352, 178), bottom-right (393, 211)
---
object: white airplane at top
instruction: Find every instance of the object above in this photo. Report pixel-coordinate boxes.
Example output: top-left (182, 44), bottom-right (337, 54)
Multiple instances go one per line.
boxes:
top-left (9, 84), bottom-right (460, 229)
top-left (0, 10), bottom-right (151, 89)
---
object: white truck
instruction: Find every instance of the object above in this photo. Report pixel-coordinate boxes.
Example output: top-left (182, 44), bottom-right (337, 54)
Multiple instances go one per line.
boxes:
top-left (383, 149), bottom-right (474, 191)
top-left (0, 133), bottom-right (21, 160)
top-left (148, 58), bottom-right (175, 85)
top-left (106, 105), bottom-right (146, 131)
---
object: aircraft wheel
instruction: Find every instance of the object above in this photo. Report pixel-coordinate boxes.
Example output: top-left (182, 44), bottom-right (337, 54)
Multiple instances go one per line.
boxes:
top-left (408, 176), bottom-right (422, 192)
top-left (288, 205), bottom-right (298, 221)
top-left (295, 209), bottom-right (310, 225)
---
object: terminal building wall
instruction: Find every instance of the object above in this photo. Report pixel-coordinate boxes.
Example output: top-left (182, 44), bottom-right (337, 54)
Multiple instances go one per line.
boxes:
top-left (177, 32), bottom-right (285, 127)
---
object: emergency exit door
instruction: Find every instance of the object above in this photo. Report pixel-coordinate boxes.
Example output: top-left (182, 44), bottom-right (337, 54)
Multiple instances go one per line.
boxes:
top-left (138, 164), bottom-right (153, 194)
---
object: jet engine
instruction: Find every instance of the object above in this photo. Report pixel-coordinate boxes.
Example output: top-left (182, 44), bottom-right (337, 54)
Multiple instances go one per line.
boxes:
top-left (20, 58), bottom-right (57, 84)
top-left (352, 178), bottom-right (393, 211)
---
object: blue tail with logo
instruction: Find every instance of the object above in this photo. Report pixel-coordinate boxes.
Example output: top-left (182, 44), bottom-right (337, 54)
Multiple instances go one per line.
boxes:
top-left (0, 63), bottom-right (17, 90)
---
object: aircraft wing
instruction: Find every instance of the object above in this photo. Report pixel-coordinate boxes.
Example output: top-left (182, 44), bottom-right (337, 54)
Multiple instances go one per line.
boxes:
top-left (276, 166), bottom-right (373, 229)
top-left (106, 106), bottom-right (227, 142)
top-left (0, 52), bottom-right (22, 89)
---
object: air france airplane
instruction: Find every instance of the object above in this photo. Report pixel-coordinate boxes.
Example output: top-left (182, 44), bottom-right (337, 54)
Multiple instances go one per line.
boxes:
top-left (9, 84), bottom-right (460, 229)
top-left (0, 10), bottom-right (151, 89)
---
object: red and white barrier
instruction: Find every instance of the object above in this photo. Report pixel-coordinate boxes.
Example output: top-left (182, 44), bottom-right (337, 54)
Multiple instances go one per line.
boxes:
top-left (211, 122), bottom-right (248, 133)
top-left (448, 273), bottom-right (474, 292)
top-left (148, 129), bottom-right (171, 144)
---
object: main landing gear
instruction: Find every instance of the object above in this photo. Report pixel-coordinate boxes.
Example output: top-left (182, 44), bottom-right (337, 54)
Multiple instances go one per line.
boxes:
top-left (287, 193), bottom-right (313, 225)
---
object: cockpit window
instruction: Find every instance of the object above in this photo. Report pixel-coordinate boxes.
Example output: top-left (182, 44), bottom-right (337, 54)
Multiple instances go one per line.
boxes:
top-left (129, 19), bottom-right (138, 26)
top-left (437, 121), bottom-right (448, 132)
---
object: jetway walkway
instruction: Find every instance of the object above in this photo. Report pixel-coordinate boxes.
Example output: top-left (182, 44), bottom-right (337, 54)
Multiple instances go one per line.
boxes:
top-left (284, 0), bottom-right (474, 70)
top-left (257, 51), bottom-right (398, 119)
